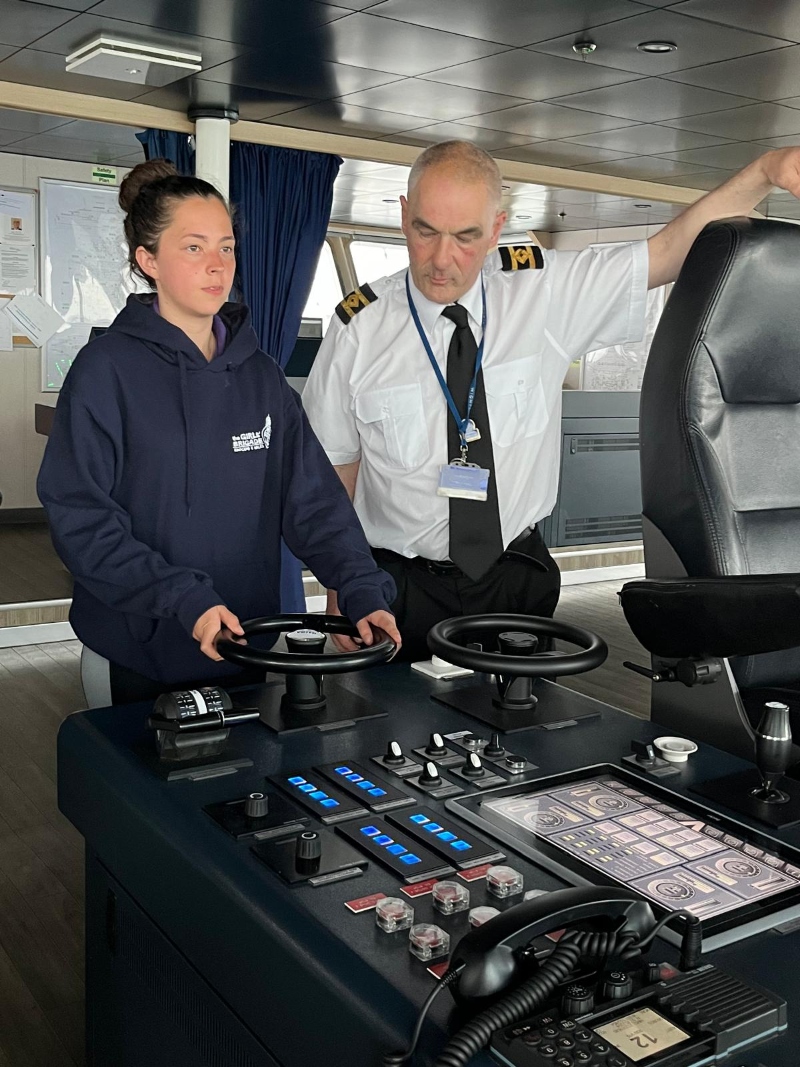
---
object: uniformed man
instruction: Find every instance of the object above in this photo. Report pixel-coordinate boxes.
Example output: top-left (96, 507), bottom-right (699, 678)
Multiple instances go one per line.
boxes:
top-left (303, 140), bottom-right (800, 661)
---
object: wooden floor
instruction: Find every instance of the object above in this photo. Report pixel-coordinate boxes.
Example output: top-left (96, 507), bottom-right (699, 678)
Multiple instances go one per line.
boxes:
top-left (0, 525), bottom-right (73, 605)
top-left (0, 578), bottom-right (649, 1066)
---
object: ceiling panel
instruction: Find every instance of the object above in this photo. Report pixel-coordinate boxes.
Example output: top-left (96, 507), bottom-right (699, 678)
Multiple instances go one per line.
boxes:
top-left (0, 0), bottom-right (79, 48)
top-left (365, 0), bottom-right (642, 48)
top-left (657, 141), bottom-right (776, 169)
top-left (576, 155), bottom-right (717, 180)
top-left (421, 49), bottom-right (640, 100)
top-left (661, 101), bottom-right (800, 139)
top-left (268, 101), bottom-right (424, 138)
top-left (530, 9), bottom-right (790, 76)
top-left (198, 55), bottom-right (402, 100)
top-left (551, 79), bottom-right (757, 122)
top-left (43, 119), bottom-right (144, 148)
top-left (0, 47), bottom-right (156, 99)
top-left (673, 0), bottom-right (800, 45)
top-left (134, 78), bottom-right (317, 121)
top-left (9, 132), bottom-right (142, 164)
top-left (497, 141), bottom-right (635, 168)
top-left (87, 0), bottom-right (352, 45)
top-left (665, 44), bottom-right (800, 102)
top-left (461, 101), bottom-right (641, 138)
top-left (0, 107), bottom-right (71, 134)
top-left (339, 80), bottom-right (528, 123)
top-left (564, 123), bottom-right (732, 155)
top-left (379, 123), bottom-right (541, 152)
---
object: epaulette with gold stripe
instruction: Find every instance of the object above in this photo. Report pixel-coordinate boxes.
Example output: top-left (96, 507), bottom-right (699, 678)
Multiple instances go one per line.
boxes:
top-left (335, 283), bottom-right (379, 324)
top-left (498, 244), bottom-right (544, 271)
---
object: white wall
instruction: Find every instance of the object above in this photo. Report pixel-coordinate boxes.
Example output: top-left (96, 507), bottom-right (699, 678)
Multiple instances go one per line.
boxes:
top-left (0, 152), bottom-right (132, 510)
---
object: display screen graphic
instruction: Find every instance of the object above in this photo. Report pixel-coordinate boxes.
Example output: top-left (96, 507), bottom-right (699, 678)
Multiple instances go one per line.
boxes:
top-left (483, 777), bottom-right (800, 919)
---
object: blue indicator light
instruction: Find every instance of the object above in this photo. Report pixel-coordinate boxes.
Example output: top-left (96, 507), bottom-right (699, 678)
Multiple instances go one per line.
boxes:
top-left (451, 840), bottom-right (472, 851)
top-left (309, 790), bottom-right (327, 801)
top-left (356, 780), bottom-right (375, 790)
top-left (400, 854), bottom-right (422, 865)
top-left (299, 783), bottom-right (316, 793)
top-left (288, 776), bottom-right (306, 786)
top-left (386, 843), bottom-right (407, 856)
top-left (320, 798), bottom-right (339, 808)
top-left (437, 831), bottom-right (457, 842)
top-left (374, 835), bottom-right (393, 847)
top-left (424, 823), bottom-right (444, 834)
top-left (346, 773), bottom-right (363, 782)
top-left (369, 787), bottom-right (387, 797)
top-left (360, 826), bottom-right (381, 837)
top-left (410, 814), bottom-right (429, 825)
top-left (335, 766), bottom-right (352, 775)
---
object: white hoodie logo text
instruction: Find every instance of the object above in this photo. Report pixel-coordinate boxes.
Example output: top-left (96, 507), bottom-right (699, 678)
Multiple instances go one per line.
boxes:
top-left (232, 415), bottom-right (272, 453)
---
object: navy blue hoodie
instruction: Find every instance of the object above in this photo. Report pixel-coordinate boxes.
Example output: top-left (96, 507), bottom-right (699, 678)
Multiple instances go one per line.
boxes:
top-left (37, 294), bottom-right (395, 684)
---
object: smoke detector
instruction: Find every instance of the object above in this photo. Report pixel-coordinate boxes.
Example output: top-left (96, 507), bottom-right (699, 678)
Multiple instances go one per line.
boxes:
top-left (66, 35), bottom-right (202, 85)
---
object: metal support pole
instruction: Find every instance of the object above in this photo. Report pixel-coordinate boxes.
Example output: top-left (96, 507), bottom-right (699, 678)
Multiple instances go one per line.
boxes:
top-left (188, 106), bottom-right (238, 200)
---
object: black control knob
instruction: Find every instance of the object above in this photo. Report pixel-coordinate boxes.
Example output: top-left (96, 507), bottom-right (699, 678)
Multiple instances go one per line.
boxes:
top-left (601, 972), bottom-right (633, 1001)
top-left (425, 732), bottom-right (448, 757)
top-left (561, 984), bottom-right (595, 1017)
top-left (284, 628), bottom-right (327, 654)
top-left (244, 792), bottom-right (269, 819)
top-left (461, 753), bottom-right (486, 778)
top-left (645, 962), bottom-right (663, 985)
top-left (383, 740), bottom-right (406, 765)
top-left (419, 761), bottom-right (443, 786)
top-left (295, 831), bottom-right (322, 874)
top-left (498, 631), bottom-right (539, 656)
top-left (752, 701), bottom-right (793, 801)
top-left (484, 732), bottom-right (505, 758)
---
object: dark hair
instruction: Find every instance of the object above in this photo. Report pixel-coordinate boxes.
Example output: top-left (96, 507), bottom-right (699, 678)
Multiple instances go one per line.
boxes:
top-left (118, 158), bottom-right (231, 288)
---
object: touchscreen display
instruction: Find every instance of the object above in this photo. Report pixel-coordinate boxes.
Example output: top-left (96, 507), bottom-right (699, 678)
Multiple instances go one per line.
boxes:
top-left (483, 776), bottom-right (800, 919)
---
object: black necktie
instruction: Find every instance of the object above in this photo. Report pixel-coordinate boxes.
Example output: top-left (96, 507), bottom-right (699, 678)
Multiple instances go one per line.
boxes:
top-left (441, 303), bottom-right (504, 581)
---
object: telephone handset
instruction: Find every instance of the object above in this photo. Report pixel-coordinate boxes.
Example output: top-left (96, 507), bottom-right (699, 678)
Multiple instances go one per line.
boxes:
top-left (450, 886), bottom-right (657, 1001)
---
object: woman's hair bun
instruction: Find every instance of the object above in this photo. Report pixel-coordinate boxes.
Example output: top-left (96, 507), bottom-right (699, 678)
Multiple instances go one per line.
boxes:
top-left (119, 158), bottom-right (179, 214)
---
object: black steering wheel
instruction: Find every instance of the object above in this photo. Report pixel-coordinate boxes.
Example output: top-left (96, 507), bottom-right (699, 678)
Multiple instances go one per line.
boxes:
top-left (216, 613), bottom-right (397, 674)
top-left (427, 614), bottom-right (607, 678)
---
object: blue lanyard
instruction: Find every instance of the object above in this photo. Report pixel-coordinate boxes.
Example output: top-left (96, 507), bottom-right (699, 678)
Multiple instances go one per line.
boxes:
top-left (405, 272), bottom-right (487, 451)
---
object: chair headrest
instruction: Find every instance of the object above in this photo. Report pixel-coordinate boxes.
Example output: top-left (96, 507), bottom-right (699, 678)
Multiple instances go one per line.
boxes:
top-left (619, 575), bottom-right (800, 659)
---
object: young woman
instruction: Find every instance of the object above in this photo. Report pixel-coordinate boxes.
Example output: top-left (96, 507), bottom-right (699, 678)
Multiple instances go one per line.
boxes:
top-left (38, 159), bottom-right (400, 704)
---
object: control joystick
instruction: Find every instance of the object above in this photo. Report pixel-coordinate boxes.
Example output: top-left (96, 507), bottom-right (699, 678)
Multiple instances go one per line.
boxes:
top-left (295, 831), bottom-right (322, 875)
top-left (425, 733), bottom-right (448, 758)
top-left (484, 732), bottom-right (505, 759)
top-left (461, 753), bottom-right (486, 779)
top-left (419, 762), bottom-right (443, 787)
top-left (752, 701), bottom-right (792, 804)
top-left (383, 741), bottom-right (407, 766)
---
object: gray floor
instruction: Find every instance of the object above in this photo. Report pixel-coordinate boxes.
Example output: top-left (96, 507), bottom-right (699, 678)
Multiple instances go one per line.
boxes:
top-left (0, 578), bottom-right (650, 1066)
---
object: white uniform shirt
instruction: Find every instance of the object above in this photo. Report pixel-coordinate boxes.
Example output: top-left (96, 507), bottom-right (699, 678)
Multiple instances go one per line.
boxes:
top-left (303, 241), bottom-right (649, 560)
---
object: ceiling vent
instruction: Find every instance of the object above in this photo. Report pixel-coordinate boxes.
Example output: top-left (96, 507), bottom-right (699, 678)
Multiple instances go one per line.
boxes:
top-left (65, 35), bottom-right (202, 86)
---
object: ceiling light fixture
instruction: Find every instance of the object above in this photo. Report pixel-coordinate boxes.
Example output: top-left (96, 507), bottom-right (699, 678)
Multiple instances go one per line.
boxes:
top-left (637, 40), bottom-right (678, 53)
top-left (515, 214), bottom-right (532, 220)
top-left (634, 202), bottom-right (652, 208)
top-left (66, 34), bottom-right (202, 85)
top-left (572, 40), bottom-right (597, 59)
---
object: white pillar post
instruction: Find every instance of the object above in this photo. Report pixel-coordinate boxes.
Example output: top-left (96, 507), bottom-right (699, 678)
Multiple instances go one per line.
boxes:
top-left (188, 107), bottom-right (238, 200)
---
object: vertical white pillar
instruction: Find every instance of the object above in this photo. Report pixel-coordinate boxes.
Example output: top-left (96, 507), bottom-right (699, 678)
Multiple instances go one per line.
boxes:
top-left (188, 107), bottom-right (238, 200)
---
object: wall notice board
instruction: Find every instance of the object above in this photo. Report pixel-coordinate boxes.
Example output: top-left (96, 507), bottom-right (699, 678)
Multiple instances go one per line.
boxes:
top-left (40, 179), bottom-right (144, 391)
top-left (0, 187), bottom-right (37, 348)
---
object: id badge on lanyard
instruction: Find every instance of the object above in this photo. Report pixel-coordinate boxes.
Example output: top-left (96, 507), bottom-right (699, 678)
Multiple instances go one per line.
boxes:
top-left (405, 274), bottom-right (489, 501)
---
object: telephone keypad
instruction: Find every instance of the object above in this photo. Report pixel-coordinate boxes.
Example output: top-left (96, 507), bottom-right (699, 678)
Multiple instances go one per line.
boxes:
top-left (506, 1013), bottom-right (633, 1066)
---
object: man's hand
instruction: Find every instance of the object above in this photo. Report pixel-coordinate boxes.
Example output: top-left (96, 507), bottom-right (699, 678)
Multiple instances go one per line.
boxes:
top-left (762, 146), bottom-right (800, 199)
top-left (356, 610), bottom-right (402, 652)
top-left (192, 605), bottom-right (244, 661)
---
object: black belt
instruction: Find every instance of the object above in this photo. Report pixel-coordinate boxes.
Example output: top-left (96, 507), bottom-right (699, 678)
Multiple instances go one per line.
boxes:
top-left (373, 526), bottom-right (544, 579)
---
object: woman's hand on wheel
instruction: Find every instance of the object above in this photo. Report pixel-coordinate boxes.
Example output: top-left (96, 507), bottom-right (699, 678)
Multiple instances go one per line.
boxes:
top-left (192, 605), bottom-right (244, 661)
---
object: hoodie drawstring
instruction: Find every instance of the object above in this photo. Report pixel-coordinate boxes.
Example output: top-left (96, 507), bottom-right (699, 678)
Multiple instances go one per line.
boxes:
top-left (179, 353), bottom-right (192, 516)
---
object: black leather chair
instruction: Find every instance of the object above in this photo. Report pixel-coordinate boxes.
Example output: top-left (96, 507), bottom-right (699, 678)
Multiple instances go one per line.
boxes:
top-left (619, 218), bottom-right (800, 762)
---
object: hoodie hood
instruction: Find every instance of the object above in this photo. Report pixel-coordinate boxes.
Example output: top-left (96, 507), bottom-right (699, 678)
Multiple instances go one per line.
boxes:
top-left (110, 293), bottom-right (261, 371)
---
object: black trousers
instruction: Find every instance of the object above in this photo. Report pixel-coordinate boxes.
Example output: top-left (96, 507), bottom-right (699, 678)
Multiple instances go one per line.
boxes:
top-left (372, 526), bottom-right (560, 664)
top-left (108, 661), bottom-right (266, 706)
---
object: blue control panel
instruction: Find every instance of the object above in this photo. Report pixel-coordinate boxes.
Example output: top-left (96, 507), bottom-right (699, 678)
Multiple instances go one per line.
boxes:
top-left (269, 773), bottom-right (367, 824)
top-left (387, 805), bottom-right (505, 869)
top-left (336, 819), bottom-right (457, 883)
top-left (315, 762), bottom-right (414, 812)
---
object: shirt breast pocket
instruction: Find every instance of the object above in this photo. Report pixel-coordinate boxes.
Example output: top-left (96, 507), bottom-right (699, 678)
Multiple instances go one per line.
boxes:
top-left (484, 357), bottom-right (547, 448)
top-left (354, 383), bottom-right (428, 470)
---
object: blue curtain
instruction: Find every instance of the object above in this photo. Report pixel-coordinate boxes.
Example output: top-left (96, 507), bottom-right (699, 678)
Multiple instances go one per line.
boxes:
top-left (230, 143), bottom-right (342, 611)
top-left (135, 129), bottom-right (195, 174)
